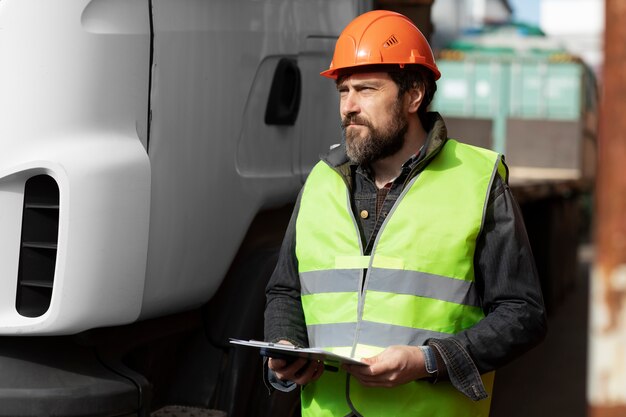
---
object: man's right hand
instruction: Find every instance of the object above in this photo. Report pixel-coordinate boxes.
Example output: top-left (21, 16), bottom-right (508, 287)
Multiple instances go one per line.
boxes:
top-left (267, 341), bottom-right (324, 385)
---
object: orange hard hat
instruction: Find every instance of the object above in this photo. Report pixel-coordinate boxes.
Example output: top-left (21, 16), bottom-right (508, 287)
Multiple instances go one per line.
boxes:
top-left (320, 10), bottom-right (441, 80)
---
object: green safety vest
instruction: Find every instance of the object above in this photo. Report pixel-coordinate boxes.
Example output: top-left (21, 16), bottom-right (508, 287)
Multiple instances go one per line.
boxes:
top-left (295, 140), bottom-right (506, 417)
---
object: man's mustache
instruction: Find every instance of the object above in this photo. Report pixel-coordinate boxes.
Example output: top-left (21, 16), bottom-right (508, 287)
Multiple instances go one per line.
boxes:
top-left (341, 114), bottom-right (371, 129)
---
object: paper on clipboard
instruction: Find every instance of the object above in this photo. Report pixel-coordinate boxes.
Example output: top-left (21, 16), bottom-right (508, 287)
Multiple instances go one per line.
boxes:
top-left (229, 339), bottom-right (367, 366)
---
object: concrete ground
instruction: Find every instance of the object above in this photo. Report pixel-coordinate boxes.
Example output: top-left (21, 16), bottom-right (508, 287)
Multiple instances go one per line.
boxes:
top-left (490, 246), bottom-right (591, 417)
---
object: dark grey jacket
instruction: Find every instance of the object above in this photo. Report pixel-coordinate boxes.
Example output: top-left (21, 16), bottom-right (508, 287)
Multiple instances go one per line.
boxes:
top-left (264, 113), bottom-right (547, 400)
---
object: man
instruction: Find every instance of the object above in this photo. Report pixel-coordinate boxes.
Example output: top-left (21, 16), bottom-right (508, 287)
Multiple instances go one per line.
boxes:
top-left (264, 10), bottom-right (546, 417)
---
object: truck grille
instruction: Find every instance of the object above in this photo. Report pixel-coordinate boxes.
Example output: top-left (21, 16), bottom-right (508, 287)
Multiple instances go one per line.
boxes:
top-left (16, 175), bottom-right (60, 317)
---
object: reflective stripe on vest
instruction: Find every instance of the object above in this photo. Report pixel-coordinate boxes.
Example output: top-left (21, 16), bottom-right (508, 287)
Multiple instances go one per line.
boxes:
top-left (296, 140), bottom-right (503, 417)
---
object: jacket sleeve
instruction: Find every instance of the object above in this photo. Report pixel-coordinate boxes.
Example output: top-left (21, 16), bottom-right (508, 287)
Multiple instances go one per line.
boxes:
top-left (263, 191), bottom-right (311, 392)
top-left (264, 190), bottom-right (309, 348)
top-left (426, 175), bottom-right (548, 400)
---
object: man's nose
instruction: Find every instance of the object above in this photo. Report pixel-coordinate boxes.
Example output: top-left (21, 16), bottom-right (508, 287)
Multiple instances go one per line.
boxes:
top-left (340, 91), bottom-right (360, 117)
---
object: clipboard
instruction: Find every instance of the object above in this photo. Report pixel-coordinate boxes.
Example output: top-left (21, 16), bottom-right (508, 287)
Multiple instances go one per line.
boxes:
top-left (229, 339), bottom-right (367, 366)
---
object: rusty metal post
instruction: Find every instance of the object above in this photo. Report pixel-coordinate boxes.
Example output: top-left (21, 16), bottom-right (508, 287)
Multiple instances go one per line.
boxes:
top-left (589, 1), bottom-right (626, 416)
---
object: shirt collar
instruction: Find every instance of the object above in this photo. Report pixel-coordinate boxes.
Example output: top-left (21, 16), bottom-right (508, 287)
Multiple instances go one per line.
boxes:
top-left (356, 146), bottom-right (424, 188)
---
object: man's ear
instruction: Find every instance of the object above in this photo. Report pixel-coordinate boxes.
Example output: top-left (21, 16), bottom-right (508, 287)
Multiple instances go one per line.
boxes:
top-left (407, 83), bottom-right (425, 114)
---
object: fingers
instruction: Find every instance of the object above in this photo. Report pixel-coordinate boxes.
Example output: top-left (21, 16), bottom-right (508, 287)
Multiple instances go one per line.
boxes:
top-left (350, 372), bottom-right (398, 387)
top-left (268, 356), bottom-right (305, 378)
top-left (293, 359), bottom-right (324, 385)
top-left (344, 363), bottom-right (397, 387)
top-left (343, 345), bottom-right (426, 387)
top-left (269, 357), bottom-right (324, 385)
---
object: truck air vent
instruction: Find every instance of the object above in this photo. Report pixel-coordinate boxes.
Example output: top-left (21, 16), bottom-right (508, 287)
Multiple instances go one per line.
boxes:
top-left (16, 175), bottom-right (60, 317)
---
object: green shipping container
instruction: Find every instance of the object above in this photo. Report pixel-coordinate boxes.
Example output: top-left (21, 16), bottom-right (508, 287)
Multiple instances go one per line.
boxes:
top-left (432, 56), bottom-right (584, 154)
top-left (509, 60), bottom-right (582, 120)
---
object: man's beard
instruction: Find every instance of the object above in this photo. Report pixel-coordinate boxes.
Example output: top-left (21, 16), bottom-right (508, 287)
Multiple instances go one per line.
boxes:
top-left (342, 99), bottom-right (408, 166)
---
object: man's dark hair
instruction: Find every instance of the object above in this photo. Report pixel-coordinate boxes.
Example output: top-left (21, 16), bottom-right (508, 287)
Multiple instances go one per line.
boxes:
top-left (388, 66), bottom-right (437, 128)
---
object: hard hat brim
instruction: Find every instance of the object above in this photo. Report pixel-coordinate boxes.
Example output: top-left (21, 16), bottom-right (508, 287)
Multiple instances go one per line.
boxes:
top-left (320, 63), bottom-right (441, 80)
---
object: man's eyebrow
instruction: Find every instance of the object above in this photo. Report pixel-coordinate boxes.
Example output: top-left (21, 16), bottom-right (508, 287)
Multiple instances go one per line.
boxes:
top-left (336, 79), bottom-right (383, 90)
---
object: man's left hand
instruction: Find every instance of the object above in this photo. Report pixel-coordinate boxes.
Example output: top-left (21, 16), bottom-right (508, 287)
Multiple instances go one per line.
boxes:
top-left (343, 345), bottom-right (428, 387)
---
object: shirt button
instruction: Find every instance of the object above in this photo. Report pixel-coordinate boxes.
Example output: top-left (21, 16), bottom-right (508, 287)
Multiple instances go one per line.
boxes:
top-left (360, 210), bottom-right (369, 219)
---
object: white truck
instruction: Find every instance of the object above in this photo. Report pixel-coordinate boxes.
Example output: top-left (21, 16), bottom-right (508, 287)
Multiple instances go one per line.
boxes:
top-left (0, 1), bottom-right (371, 415)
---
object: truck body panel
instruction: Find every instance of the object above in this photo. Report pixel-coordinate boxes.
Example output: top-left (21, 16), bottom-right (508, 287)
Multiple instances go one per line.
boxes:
top-left (141, 0), bottom-right (353, 319)
top-left (0, 0), bottom-right (151, 334)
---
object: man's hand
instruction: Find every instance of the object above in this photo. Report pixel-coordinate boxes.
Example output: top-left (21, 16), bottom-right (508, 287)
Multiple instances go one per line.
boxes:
top-left (267, 340), bottom-right (324, 385)
top-left (343, 345), bottom-right (428, 387)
